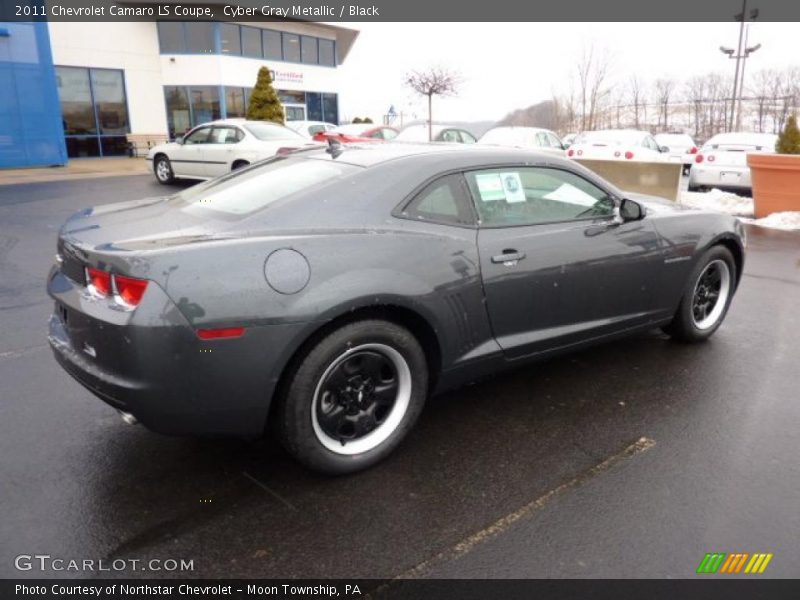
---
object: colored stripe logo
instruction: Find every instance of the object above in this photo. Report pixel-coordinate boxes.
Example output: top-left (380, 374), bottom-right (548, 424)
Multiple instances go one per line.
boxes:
top-left (697, 552), bottom-right (773, 574)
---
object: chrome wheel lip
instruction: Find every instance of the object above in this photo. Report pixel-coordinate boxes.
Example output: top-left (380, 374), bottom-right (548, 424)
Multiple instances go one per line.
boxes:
top-left (691, 259), bottom-right (731, 330)
top-left (311, 343), bottom-right (412, 456)
top-left (155, 158), bottom-right (171, 181)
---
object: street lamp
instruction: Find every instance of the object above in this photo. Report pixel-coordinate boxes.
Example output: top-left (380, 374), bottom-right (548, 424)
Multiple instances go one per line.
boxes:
top-left (720, 0), bottom-right (760, 132)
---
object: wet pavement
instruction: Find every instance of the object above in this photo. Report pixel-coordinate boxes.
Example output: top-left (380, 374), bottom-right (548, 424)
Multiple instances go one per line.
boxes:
top-left (1, 175), bottom-right (798, 579)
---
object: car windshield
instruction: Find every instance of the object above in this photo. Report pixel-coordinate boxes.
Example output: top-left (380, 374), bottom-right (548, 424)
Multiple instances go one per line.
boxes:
top-left (479, 128), bottom-right (540, 145)
top-left (177, 157), bottom-right (359, 216)
top-left (575, 131), bottom-right (644, 145)
top-left (243, 122), bottom-right (305, 141)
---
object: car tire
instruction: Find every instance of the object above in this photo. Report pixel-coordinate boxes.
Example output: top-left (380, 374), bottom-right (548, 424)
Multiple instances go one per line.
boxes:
top-left (277, 319), bottom-right (428, 475)
top-left (154, 155), bottom-right (175, 184)
top-left (662, 245), bottom-right (737, 343)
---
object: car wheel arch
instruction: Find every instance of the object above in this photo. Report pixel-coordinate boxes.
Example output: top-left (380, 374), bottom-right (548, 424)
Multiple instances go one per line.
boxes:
top-left (709, 235), bottom-right (744, 289)
top-left (265, 303), bottom-right (442, 435)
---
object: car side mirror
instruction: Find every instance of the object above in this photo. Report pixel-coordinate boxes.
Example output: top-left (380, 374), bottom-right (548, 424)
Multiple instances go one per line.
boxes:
top-left (659, 145), bottom-right (669, 153)
top-left (620, 198), bottom-right (644, 221)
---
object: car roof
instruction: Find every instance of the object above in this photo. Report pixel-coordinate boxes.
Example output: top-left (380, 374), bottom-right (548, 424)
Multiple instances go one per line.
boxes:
top-left (294, 141), bottom-right (572, 169)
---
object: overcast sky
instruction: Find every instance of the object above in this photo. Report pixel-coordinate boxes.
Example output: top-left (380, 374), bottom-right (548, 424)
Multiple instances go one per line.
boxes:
top-left (335, 22), bottom-right (799, 123)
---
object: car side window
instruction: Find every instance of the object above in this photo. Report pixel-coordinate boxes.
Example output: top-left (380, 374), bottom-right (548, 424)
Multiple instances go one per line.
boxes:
top-left (441, 129), bottom-right (461, 143)
top-left (210, 127), bottom-right (241, 144)
top-left (401, 174), bottom-right (475, 226)
top-left (547, 133), bottom-right (563, 148)
top-left (183, 127), bottom-right (212, 145)
top-left (459, 130), bottom-right (476, 144)
top-left (382, 128), bottom-right (398, 140)
top-left (308, 125), bottom-right (326, 135)
top-left (536, 132), bottom-right (552, 147)
top-left (465, 167), bottom-right (615, 227)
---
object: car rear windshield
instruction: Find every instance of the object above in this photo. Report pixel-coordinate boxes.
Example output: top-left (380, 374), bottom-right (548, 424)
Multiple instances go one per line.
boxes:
top-left (575, 131), bottom-right (642, 145)
top-left (243, 121), bottom-right (305, 140)
top-left (177, 157), bottom-right (359, 216)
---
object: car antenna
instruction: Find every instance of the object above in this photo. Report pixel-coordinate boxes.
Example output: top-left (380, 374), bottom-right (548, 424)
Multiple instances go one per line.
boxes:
top-left (326, 136), bottom-right (344, 159)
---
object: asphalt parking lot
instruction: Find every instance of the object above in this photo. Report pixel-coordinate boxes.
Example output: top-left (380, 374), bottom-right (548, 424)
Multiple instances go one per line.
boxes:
top-left (1, 174), bottom-right (798, 580)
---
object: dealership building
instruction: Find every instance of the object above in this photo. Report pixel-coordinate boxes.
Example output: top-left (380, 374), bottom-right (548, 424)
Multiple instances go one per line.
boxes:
top-left (0, 18), bottom-right (358, 168)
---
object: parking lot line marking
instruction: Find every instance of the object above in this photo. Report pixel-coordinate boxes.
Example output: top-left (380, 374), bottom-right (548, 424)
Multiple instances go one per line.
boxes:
top-left (386, 436), bottom-right (655, 582)
top-left (242, 471), bottom-right (298, 512)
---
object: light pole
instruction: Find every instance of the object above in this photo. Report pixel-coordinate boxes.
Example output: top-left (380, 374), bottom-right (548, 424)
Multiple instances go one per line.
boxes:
top-left (719, 1), bottom-right (760, 132)
top-left (735, 26), bottom-right (761, 131)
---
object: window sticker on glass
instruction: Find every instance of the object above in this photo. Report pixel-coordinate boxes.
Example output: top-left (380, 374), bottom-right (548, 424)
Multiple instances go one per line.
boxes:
top-left (474, 173), bottom-right (505, 201)
top-left (499, 172), bottom-right (526, 203)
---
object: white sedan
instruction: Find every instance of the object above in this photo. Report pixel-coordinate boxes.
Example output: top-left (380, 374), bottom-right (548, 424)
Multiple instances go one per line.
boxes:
top-left (147, 119), bottom-right (311, 184)
top-left (688, 132), bottom-right (778, 193)
top-left (655, 132), bottom-right (699, 173)
top-left (477, 126), bottom-right (566, 157)
top-left (566, 129), bottom-right (667, 162)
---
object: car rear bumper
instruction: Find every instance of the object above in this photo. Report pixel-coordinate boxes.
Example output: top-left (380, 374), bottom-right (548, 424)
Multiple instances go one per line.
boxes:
top-left (689, 165), bottom-right (752, 190)
top-left (47, 266), bottom-right (309, 437)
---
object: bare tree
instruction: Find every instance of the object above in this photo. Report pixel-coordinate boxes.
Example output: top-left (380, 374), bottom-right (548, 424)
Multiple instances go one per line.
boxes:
top-left (684, 76), bottom-right (706, 138)
top-left (576, 44), bottom-right (612, 131)
top-left (628, 75), bottom-right (646, 129)
top-left (654, 78), bottom-right (675, 131)
top-left (404, 67), bottom-right (461, 141)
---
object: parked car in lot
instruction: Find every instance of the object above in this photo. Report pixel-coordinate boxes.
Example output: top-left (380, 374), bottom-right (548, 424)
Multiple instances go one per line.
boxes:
top-left (147, 119), bottom-right (311, 184)
top-left (312, 123), bottom-right (399, 143)
top-left (478, 126), bottom-right (566, 157)
top-left (286, 120), bottom-right (337, 138)
top-left (48, 143), bottom-right (745, 474)
top-left (567, 129), bottom-right (667, 161)
top-left (562, 133), bottom-right (578, 148)
top-left (655, 132), bottom-right (699, 174)
top-left (395, 124), bottom-right (477, 143)
top-left (688, 132), bottom-right (778, 193)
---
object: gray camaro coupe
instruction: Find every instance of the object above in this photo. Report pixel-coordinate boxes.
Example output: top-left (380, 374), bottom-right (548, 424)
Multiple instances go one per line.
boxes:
top-left (48, 143), bottom-right (745, 474)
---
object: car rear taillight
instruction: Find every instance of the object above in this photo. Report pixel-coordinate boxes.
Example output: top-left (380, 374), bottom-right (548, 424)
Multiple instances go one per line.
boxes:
top-left (86, 267), bottom-right (111, 296)
top-left (689, 146), bottom-right (698, 154)
top-left (614, 150), bottom-right (621, 157)
top-left (707, 155), bottom-right (716, 162)
top-left (577, 149), bottom-right (583, 156)
top-left (695, 154), bottom-right (704, 163)
top-left (567, 149), bottom-right (574, 157)
top-left (197, 327), bottom-right (246, 340)
top-left (114, 274), bottom-right (149, 307)
top-left (624, 151), bottom-right (634, 160)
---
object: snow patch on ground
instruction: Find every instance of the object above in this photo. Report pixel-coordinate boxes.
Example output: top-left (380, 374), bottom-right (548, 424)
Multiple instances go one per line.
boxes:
top-left (679, 189), bottom-right (754, 218)
top-left (678, 189), bottom-right (800, 230)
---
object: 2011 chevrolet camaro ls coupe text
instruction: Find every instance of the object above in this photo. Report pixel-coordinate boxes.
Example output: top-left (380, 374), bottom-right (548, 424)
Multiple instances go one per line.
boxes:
top-left (47, 144), bottom-right (745, 474)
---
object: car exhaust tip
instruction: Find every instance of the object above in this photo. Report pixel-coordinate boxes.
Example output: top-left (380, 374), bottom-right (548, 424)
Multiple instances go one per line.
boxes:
top-left (118, 410), bottom-right (138, 425)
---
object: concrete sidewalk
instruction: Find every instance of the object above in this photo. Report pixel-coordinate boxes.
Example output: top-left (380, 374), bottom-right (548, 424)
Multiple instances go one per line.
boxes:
top-left (0, 157), bottom-right (150, 186)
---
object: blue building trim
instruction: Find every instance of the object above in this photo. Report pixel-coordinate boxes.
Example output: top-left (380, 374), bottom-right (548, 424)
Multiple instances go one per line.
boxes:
top-left (0, 21), bottom-right (67, 168)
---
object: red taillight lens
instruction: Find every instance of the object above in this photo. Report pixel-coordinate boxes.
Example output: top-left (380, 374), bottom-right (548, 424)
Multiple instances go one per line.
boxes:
top-left (624, 151), bottom-right (634, 160)
top-left (567, 149), bottom-right (574, 157)
top-left (707, 155), bottom-right (716, 162)
top-left (114, 274), bottom-right (149, 307)
top-left (197, 327), bottom-right (246, 340)
top-left (695, 154), bottom-right (704, 163)
top-left (689, 146), bottom-right (698, 154)
top-left (86, 267), bottom-right (111, 296)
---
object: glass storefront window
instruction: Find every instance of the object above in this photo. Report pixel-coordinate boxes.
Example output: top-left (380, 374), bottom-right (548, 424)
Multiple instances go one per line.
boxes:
top-left (306, 92), bottom-right (323, 122)
top-left (164, 86), bottom-right (191, 139)
top-left (301, 36), bottom-right (318, 64)
top-left (90, 69), bottom-right (128, 135)
top-left (241, 26), bottom-right (262, 58)
top-left (189, 87), bottom-right (221, 124)
top-left (225, 87), bottom-right (246, 118)
top-left (322, 93), bottom-right (339, 125)
top-left (282, 33), bottom-right (301, 62)
top-left (157, 22), bottom-right (184, 53)
top-left (56, 66), bottom-right (130, 157)
top-left (263, 29), bottom-right (282, 60)
top-left (57, 67), bottom-right (96, 135)
top-left (185, 22), bottom-right (215, 54)
top-left (220, 23), bottom-right (241, 55)
top-left (318, 39), bottom-right (335, 67)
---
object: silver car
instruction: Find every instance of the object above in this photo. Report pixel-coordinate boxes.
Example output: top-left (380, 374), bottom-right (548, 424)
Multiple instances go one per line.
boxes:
top-left (478, 126), bottom-right (566, 157)
top-left (688, 132), bottom-right (778, 193)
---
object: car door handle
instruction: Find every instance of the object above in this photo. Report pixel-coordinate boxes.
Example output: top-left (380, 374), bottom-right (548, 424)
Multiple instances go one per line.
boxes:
top-left (491, 250), bottom-right (526, 264)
